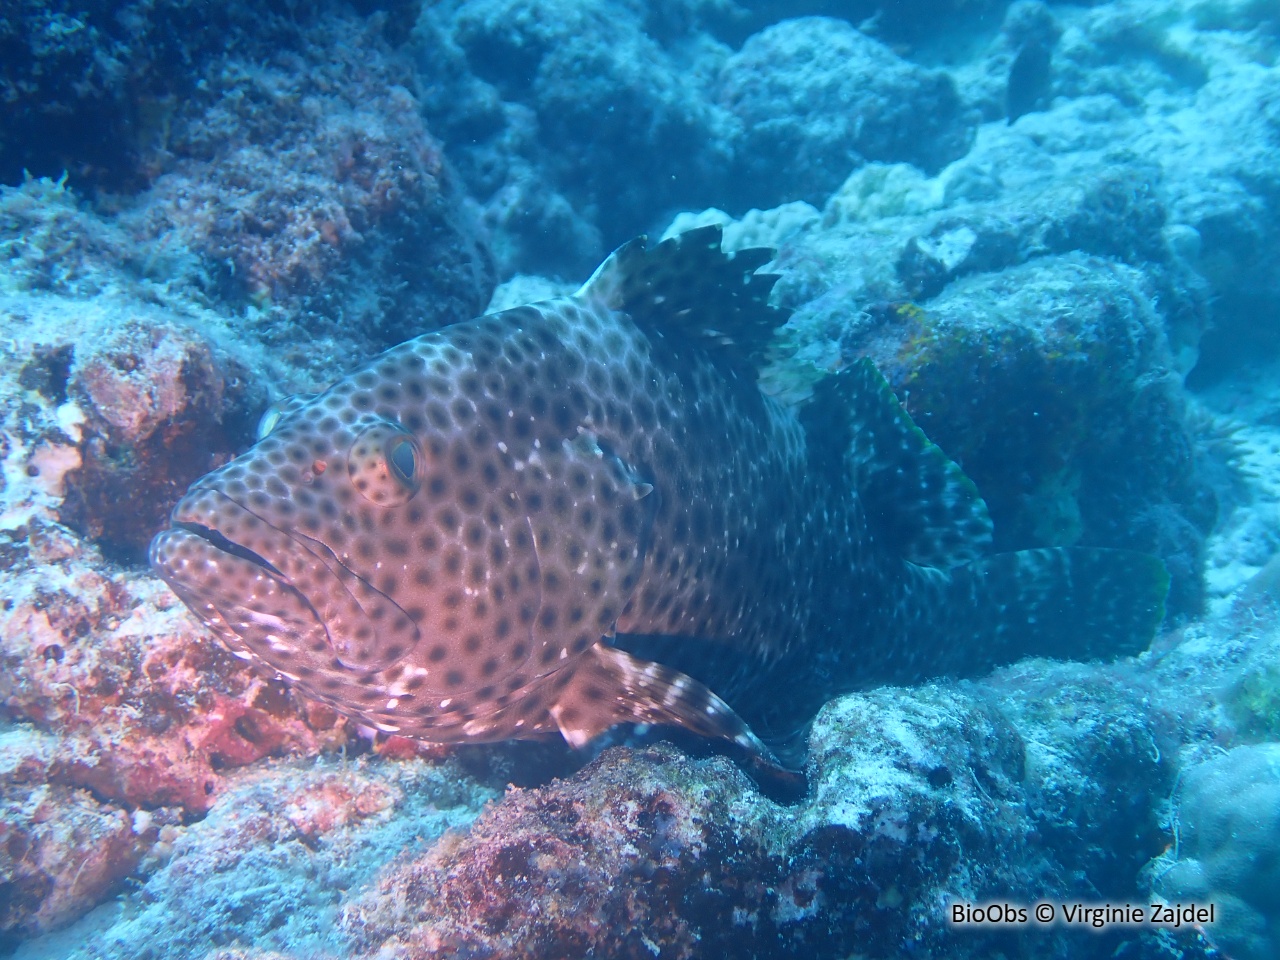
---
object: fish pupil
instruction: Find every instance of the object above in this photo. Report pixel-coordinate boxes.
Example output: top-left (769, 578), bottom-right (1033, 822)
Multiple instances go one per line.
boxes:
top-left (389, 440), bottom-right (417, 483)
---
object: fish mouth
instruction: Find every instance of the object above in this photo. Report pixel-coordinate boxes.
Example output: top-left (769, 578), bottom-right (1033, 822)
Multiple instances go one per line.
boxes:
top-left (170, 520), bottom-right (285, 578)
top-left (149, 492), bottom-right (339, 671)
top-left (152, 485), bottom-right (423, 673)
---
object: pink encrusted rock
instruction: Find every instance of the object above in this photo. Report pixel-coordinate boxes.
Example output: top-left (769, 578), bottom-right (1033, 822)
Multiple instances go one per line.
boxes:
top-left (340, 744), bottom-right (781, 959)
top-left (0, 523), bottom-right (367, 941)
top-left (72, 319), bottom-right (218, 449)
top-left (0, 533), bottom-right (347, 817)
top-left (0, 727), bottom-right (170, 938)
top-left (49, 313), bottom-right (263, 559)
top-left (336, 669), bottom-right (1190, 960)
top-left (278, 771), bottom-right (397, 842)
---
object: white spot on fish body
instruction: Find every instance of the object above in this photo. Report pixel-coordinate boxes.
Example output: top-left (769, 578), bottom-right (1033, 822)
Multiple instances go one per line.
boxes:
top-left (265, 635), bottom-right (295, 654)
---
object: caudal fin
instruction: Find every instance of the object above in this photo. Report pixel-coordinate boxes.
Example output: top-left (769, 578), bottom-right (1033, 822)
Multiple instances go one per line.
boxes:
top-left (925, 547), bottom-right (1169, 674)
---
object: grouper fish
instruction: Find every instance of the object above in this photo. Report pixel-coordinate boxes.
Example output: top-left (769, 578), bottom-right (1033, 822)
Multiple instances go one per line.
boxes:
top-left (150, 225), bottom-right (1168, 782)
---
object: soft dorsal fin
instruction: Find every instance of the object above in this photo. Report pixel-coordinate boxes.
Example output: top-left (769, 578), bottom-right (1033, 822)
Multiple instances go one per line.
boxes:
top-left (578, 225), bottom-right (787, 374)
top-left (807, 358), bottom-right (993, 568)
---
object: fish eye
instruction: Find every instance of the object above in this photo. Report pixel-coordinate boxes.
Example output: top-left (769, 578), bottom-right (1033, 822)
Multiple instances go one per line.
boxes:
top-left (389, 439), bottom-right (417, 484)
top-left (348, 422), bottom-right (422, 506)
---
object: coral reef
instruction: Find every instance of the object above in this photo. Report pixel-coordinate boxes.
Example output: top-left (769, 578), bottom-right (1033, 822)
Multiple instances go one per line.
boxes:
top-left (0, 0), bottom-right (1278, 957)
top-left (329, 667), bottom-right (1199, 960)
top-left (117, 9), bottom-right (494, 353)
top-left (1150, 745), bottom-right (1280, 960)
top-left (2, 3), bottom-right (495, 371)
top-left (0, 531), bottom-right (346, 944)
top-left (59, 316), bottom-right (262, 559)
top-left (85, 758), bottom-right (493, 960)
top-left (869, 255), bottom-right (1210, 610)
top-left (415, 5), bottom-right (977, 276)
top-left (754, 161), bottom-right (1214, 612)
top-left (719, 17), bottom-right (974, 207)
top-left (415, 0), bottom-right (730, 275)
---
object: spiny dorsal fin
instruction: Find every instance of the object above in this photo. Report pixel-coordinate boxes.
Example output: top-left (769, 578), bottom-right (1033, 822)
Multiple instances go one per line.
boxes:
top-left (809, 358), bottom-right (993, 568)
top-left (578, 225), bottom-right (788, 374)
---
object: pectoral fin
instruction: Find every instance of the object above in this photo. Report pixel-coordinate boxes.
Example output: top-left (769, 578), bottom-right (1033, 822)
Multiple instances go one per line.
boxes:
top-left (549, 643), bottom-right (802, 790)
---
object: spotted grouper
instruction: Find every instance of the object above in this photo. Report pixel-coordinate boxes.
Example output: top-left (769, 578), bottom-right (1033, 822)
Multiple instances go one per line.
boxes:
top-left (150, 225), bottom-right (1168, 782)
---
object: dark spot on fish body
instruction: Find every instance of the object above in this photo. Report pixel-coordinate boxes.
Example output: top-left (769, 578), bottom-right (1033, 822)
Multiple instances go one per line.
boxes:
top-left (426, 404), bottom-right (451, 432)
top-left (451, 399), bottom-right (474, 424)
top-left (534, 326), bottom-right (558, 351)
top-left (552, 402), bottom-right (574, 433)
top-left (483, 401), bottom-right (505, 428)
